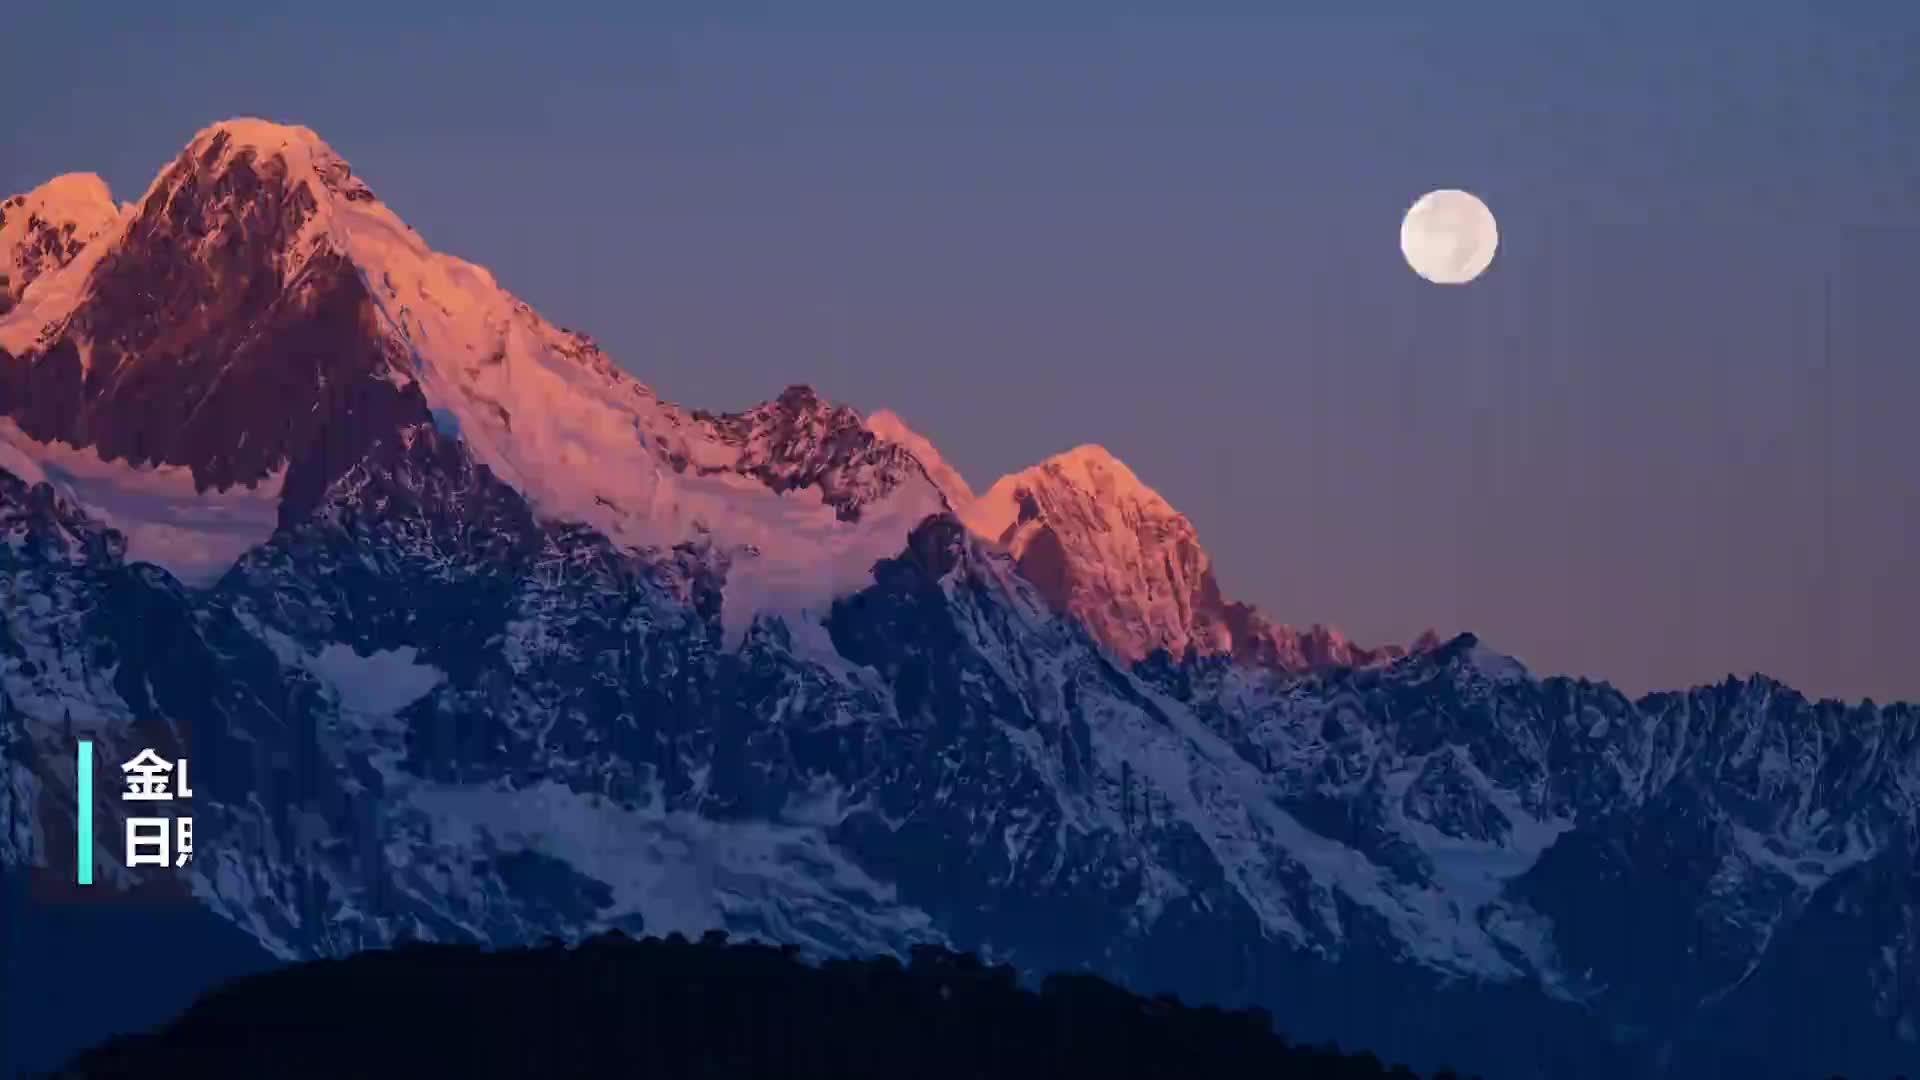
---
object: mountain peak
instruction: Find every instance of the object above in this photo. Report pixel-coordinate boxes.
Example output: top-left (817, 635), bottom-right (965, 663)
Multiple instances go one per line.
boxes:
top-left (181, 118), bottom-right (359, 190)
top-left (774, 384), bottom-right (824, 410)
top-left (960, 441), bottom-right (1409, 673)
top-left (11, 171), bottom-right (115, 213)
top-left (1035, 444), bottom-right (1170, 512)
top-left (958, 442), bottom-right (1214, 663)
top-left (190, 116), bottom-right (330, 152)
top-left (0, 172), bottom-right (119, 314)
top-left (1049, 442), bottom-right (1125, 468)
top-left (965, 443), bottom-right (1178, 547)
top-left (169, 116), bottom-right (376, 212)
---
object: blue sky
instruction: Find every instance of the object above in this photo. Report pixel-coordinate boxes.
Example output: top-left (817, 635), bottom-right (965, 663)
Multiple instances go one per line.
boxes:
top-left (5, 2), bottom-right (1916, 700)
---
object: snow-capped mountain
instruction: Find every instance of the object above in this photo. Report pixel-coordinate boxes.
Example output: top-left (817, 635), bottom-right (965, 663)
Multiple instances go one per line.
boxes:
top-left (3, 121), bottom-right (1916, 1080)
top-left (0, 173), bottom-right (118, 315)
top-left (0, 119), bottom-right (946, 631)
top-left (954, 440), bottom-right (1415, 673)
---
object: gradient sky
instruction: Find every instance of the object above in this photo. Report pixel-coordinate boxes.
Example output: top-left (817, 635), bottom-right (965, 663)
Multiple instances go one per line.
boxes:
top-left (5, 3), bottom-right (1916, 702)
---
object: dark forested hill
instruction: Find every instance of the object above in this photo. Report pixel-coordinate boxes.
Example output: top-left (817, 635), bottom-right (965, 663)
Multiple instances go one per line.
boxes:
top-left (56, 935), bottom-right (1468, 1080)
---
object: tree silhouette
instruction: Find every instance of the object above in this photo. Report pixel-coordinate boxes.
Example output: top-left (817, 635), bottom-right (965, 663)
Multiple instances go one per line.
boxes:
top-left (61, 935), bottom-right (1476, 1079)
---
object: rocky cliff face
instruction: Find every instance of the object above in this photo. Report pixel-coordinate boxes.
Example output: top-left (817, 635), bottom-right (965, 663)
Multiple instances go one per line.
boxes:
top-left (2, 120), bottom-right (1915, 1080)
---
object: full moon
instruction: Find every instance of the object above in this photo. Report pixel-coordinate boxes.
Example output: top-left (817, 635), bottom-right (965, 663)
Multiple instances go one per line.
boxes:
top-left (1399, 189), bottom-right (1498, 285)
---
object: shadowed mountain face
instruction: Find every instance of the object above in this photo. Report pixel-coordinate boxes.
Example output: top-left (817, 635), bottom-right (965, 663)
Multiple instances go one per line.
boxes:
top-left (2, 121), bottom-right (1916, 1080)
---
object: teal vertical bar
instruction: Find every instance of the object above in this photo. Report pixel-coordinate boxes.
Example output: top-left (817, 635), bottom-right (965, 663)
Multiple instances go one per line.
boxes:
top-left (76, 740), bottom-right (93, 885)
